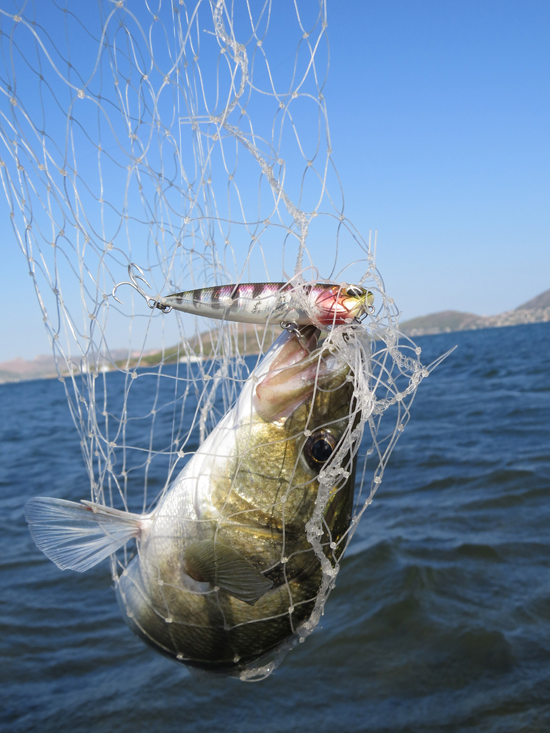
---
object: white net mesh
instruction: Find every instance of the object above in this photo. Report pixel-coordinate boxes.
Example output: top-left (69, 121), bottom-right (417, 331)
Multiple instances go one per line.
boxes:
top-left (1, 0), bottom-right (438, 680)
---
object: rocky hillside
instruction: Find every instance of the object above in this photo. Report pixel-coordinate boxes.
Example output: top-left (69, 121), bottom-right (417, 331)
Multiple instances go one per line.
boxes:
top-left (0, 323), bottom-right (278, 384)
top-left (401, 289), bottom-right (550, 337)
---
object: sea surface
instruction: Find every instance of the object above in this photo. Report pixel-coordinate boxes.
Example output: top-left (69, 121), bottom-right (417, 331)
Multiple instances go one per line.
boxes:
top-left (1, 322), bottom-right (550, 733)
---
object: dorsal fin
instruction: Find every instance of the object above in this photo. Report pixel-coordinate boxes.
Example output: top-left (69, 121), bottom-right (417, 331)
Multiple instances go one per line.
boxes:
top-left (184, 539), bottom-right (273, 605)
top-left (25, 497), bottom-right (144, 573)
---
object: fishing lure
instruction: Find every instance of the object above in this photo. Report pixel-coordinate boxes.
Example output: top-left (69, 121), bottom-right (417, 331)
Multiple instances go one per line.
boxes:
top-left (113, 264), bottom-right (374, 328)
top-left (113, 268), bottom-right (374, 327)
top-left (158, 282), bottom-right (373, 327)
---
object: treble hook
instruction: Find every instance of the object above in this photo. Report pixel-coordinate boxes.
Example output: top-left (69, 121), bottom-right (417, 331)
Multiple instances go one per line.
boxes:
top-left (111, 263), bottom-right (172, 314)
top-left (280, 321), bottom-right (319, 351)
top-left (354, 302), bottom-right (376, 324)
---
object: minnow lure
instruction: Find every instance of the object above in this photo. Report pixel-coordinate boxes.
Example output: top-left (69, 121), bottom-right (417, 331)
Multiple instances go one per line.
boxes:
top-left (156, 282), bottom-right (374, 327)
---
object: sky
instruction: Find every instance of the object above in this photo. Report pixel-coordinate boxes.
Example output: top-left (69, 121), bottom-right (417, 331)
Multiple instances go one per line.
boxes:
top-left (1, 0), bottom-right (549, 362)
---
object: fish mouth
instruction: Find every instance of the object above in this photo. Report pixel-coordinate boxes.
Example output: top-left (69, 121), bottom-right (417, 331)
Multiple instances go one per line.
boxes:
top-left (253, 326), bottom-right (350, 422)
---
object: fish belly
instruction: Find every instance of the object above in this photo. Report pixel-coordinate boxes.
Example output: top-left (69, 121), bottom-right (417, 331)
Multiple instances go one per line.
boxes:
top-left (115, 552), bottom-right (322, 674)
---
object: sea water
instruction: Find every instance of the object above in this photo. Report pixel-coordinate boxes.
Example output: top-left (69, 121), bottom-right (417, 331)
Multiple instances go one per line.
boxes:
top-left (1, 323), bottom-right (549, 732)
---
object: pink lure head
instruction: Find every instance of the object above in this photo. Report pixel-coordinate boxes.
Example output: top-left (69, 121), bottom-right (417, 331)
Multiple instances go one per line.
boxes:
top-left (310, 284), bottom-right (373, 326)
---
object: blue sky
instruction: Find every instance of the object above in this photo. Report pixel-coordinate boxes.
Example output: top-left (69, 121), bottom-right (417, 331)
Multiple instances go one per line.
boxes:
top-left (1, 0), bottom-right (549, 361)
top-left (326, 0), bottom-right (549, 317)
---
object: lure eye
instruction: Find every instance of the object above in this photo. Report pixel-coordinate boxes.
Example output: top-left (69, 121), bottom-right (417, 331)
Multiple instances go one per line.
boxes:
top-left (303, 430), bottom-right (338, 470)
top-left (345, 285), bottom-right (365, 298)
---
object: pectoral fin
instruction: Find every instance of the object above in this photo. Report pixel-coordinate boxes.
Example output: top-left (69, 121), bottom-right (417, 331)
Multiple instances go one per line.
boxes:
top-left (184, 540), bottom-right (273, 605)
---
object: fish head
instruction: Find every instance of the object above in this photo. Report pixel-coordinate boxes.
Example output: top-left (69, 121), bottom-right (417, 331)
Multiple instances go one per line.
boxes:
top-left (255, 325), bottom-right (357, 485)
top-left (220, 325), bottom-right (359, 562)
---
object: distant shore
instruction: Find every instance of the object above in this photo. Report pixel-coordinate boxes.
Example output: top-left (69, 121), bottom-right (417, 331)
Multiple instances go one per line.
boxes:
top-left (400, 303), bottom-right (550, 337)
top-left (2, 290), bottom-right (548, 385)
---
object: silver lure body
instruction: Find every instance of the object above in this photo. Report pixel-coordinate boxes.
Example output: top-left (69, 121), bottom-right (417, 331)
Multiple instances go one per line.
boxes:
top-left (158, 282), bottom-right (372, 326)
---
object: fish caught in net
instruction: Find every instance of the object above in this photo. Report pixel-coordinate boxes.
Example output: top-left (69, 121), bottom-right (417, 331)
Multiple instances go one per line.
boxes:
top-left (0, 0), bottom-right (447, 680)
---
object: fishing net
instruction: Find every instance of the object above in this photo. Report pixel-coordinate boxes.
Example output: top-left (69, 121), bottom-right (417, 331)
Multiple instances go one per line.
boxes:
top-left (0, 0), bottom-right (438, 680)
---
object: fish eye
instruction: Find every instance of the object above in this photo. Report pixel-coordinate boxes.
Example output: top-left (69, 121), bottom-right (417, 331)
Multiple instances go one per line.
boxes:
top-left (303, 430), bottom-right (338, 470)
top-left (345, 285), bottom-right (364, 298)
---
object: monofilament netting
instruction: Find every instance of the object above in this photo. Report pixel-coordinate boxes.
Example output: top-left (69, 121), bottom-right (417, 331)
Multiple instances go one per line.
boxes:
top-left (1, 1), bottom-right (439, 680)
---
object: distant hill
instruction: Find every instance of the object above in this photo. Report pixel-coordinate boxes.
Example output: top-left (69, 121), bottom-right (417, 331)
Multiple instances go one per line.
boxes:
top-left (398, 310), bottom-right (479, 334)
top-left (515, 289), bottom-right (550, 311)
top-left (401, 288), bottom-right (550, 337)
top-left (0, 355), bottom-right (57, 383)
top-left (0, 323), bottom-right (279, 384)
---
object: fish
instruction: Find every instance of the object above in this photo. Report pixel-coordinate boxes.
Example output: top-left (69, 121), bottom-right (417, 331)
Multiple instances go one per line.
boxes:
top-left (156, 281), bottom-right (374, 327)
top-left (25, 325), bottom-right (360, 676)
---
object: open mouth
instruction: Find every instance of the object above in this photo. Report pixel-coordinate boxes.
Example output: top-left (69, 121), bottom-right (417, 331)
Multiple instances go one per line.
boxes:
top-left (253, 326), bottom-right (349, 422)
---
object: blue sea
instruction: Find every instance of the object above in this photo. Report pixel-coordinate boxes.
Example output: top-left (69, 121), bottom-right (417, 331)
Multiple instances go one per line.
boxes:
top-left (1, 323), bottom-right (550, 732)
